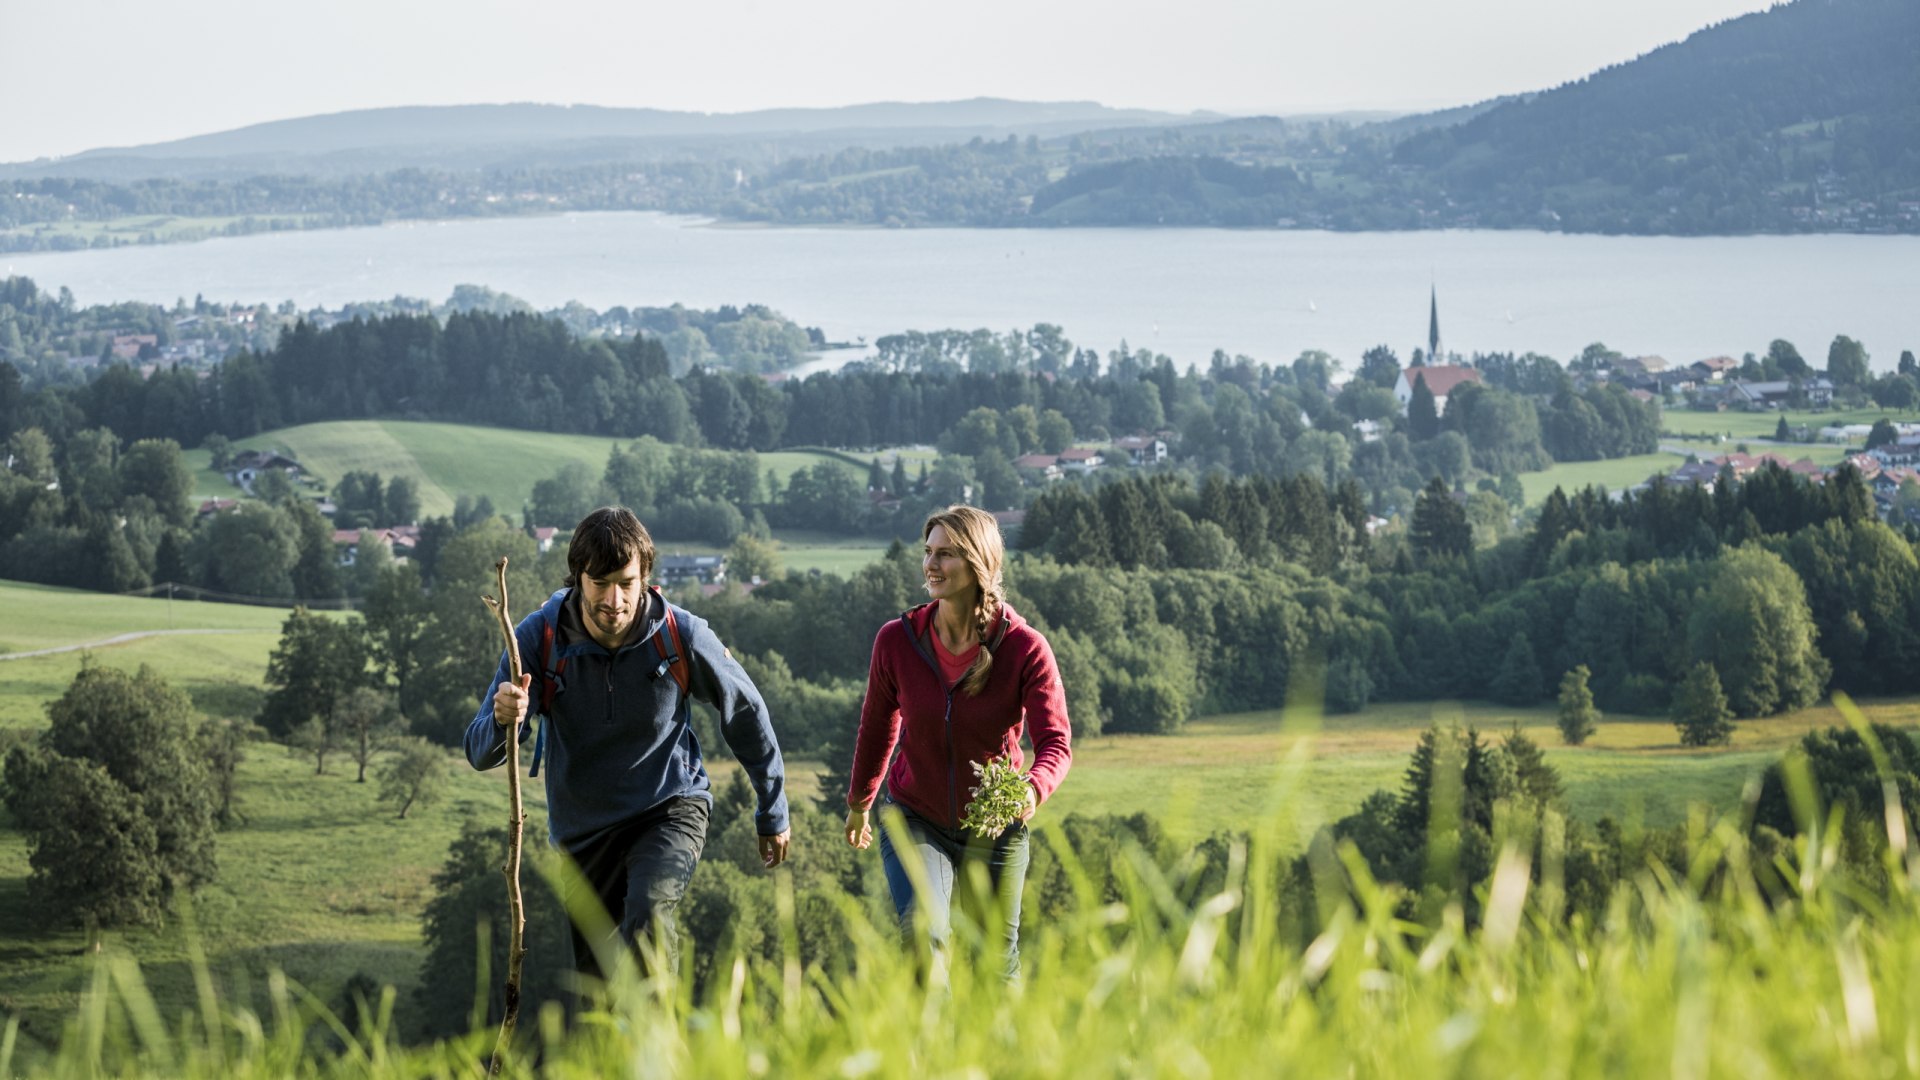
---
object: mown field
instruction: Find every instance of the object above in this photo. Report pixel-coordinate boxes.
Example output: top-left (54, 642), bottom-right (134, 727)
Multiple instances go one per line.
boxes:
top-left (1663, 405), bottom-right (1920, 442)
top-left (181, 420), bottom-right (904, 574)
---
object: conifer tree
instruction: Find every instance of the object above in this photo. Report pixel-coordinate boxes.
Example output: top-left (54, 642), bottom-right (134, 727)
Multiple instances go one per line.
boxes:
top-left (1502, 723), bottom-right (1562, 808)
top-left (1407, 373), bottom-right (1440, 440)
top-left (1672, 662), bottom-right (1735, 747)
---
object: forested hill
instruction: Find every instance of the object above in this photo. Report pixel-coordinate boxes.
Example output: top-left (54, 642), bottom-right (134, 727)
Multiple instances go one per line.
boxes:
top-left (1028, 0), bottom-right (1919, 234)
top-left (3, 100), bottom-right (1206, 180)
top-left (1387, 0), bottom-right (1920, 233)
top-left (1026, 156), bottom-right (1308, 226)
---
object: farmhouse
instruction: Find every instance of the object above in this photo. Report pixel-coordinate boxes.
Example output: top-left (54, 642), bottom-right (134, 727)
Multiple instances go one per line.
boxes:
top-left (1013, 453), bottom-right (1063, 483)
top-left (1111, 435), bottom-right (1167, 466)
top-left (1057, 448), bottom-right (1105, 475)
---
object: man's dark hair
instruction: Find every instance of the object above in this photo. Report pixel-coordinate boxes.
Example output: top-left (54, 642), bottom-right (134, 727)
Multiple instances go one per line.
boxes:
top-left (566, 507), bottom-right (655, 588)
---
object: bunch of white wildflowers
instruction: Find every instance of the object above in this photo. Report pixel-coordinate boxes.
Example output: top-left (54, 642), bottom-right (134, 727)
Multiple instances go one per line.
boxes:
top-left (959, 755), bottom-right (1029, 837)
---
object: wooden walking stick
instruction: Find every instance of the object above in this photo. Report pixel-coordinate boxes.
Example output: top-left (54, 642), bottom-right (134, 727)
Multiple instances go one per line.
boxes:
top-left (481, 558), bottom-right (528, 1075)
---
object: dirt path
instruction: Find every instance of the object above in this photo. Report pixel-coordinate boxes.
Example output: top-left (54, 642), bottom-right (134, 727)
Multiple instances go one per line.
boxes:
top-left (0, 628), bottom-right (258, 661)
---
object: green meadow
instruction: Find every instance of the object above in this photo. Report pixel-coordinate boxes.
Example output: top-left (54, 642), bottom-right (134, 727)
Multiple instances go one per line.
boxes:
top-left (179, 420), bottom-right (899, 574)
top-left (1515, 452), bottom-right (1688, 505)
top-left (1045, 696), bottom-right (1920, 846)
top-left (184, 421), bottom-right (895, 520)
top-left (0, 213), bottom-right (326, 248)
top-left (1662, 405), bottom-right (1920, 442)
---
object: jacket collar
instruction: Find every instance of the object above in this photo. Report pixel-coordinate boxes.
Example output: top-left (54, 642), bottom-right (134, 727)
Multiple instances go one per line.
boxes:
top-left (904, 599), bottom-right (1017, 658)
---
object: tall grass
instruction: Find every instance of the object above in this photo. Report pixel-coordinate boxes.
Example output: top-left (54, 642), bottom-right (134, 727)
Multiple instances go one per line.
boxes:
top-left (12, 698), bottom-right (1920, 1077)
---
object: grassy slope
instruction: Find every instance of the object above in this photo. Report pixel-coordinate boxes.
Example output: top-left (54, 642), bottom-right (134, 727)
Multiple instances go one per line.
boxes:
top-left (180, 420), bottom-right (897, 573)
top-left (0, 577), bottom-right (807, 1056)
top-left (0, 581), bottom-right (295, 657)
top-left (190, 421), bottom-right (886, 521)
top-left (1516, 452), bottom-right (1688, 506)
top-left (4, 571), bottom-right (1913, 1059)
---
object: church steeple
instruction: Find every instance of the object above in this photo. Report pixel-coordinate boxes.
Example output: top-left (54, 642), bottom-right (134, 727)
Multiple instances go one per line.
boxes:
top-left (1427, 285), bottom-right (1442, 367)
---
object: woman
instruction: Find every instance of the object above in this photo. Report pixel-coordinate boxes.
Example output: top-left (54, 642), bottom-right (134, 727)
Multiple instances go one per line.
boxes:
top-left (843, 505), bottom-right (1072, 981)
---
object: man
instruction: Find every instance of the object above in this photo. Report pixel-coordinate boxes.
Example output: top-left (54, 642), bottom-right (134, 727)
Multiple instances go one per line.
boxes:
top-left (466, 506), bottom-right (790, 989)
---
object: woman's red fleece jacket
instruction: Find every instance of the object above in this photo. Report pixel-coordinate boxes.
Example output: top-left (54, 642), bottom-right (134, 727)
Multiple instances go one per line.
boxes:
top-left (846, 600), bottom-right (1072, 830)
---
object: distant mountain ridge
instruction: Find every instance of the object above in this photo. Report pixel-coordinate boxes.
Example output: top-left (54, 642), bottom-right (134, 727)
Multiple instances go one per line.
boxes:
top-left (10, 99), bottom-right (1213, 178)
top-left (7, 0), bottom-right (1915, 237)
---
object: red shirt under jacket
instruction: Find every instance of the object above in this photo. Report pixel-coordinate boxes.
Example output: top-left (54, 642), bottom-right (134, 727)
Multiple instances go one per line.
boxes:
top-left (846, 600), bottom-right (1072, 830)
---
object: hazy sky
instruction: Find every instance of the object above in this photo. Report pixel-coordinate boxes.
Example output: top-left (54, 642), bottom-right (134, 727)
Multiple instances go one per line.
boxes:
top-left (3, 0), bottom-right (1778, 163)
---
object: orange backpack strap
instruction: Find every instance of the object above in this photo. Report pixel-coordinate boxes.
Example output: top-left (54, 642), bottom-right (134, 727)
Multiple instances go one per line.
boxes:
top-left (530, 615), bottom-right (568, 777)
top-left (649, 586), bottom-right (692, 696)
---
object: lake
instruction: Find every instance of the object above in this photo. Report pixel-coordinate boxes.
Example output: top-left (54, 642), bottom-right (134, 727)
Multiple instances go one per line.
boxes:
top-left (6, 212), bottom-right (1918, 372)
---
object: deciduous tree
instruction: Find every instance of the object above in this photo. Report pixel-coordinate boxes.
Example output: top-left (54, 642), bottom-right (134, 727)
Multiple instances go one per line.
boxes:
top-left (1557, 665), bottom-right (1599, 746)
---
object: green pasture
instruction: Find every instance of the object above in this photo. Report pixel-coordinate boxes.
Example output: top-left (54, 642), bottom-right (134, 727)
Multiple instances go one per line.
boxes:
top-left (0, 581), bottom-right (295, 658)
top-left (190, 421), bottom-right (627, 520)
top-left (1516, 452), bottom-right (1687, 505)
top-left (183, 420), bottom-right (910, 522)
top-left (0, 213), bottom-right (323, 246)
top-left (645, 530), bottom-right (889, 578)
top-left (1662, 406), bottom-right (1920, 442)
top-left (755, 528), bottom-right (892, 577)
top-left (0, 581), bottom-right (341, 731)
top-left (1047, 695), bottom-right (1920, 845)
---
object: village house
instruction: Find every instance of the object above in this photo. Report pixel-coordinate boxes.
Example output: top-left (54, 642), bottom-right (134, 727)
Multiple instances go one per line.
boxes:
top-left (658, 554), bottom-right (726, 587)
top-left (1727, 378), bottom-right (1835, 410)
top-left (111, 334), bottom-right (158, 361)
top-left (1012, 453), bottom-right (1063, 483)
top-left (1669, 452), bottom-right (1831, 490)
top-left (1657, 370), bottom-right (1702, 396)
top-left (1392, 364), bottom-right (1483, 416)
top-left (333, 526), bottom-right (422, 566)
top-left (225, 450), bottom-right (302, 491)
top-left (1668, 460), bottom-right (1724, 488)
top-left (1612, 355), bottom-right (1668, 377)
top-left (1871, 436), bottom-right (1920, 468)
top-left (1111, 435), bottom-right (1168, 466)
top-left (1057, 447), bottom-right (1105, 475)
top-left (1690, 356), bottom-right (1739, 382)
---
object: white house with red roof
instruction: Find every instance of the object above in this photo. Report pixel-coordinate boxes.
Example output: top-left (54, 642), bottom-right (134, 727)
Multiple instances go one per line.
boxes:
top-left (1393, 365), bottom-right (1484, 416)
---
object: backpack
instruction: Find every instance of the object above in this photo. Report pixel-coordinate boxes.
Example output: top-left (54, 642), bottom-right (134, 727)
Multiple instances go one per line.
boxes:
top-left (528, 585), bottom-right (690, 776)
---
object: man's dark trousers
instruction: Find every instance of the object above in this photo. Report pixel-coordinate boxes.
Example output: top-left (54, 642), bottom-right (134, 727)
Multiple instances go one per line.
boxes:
top-left (563, 795), bottom-right (711, 987)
